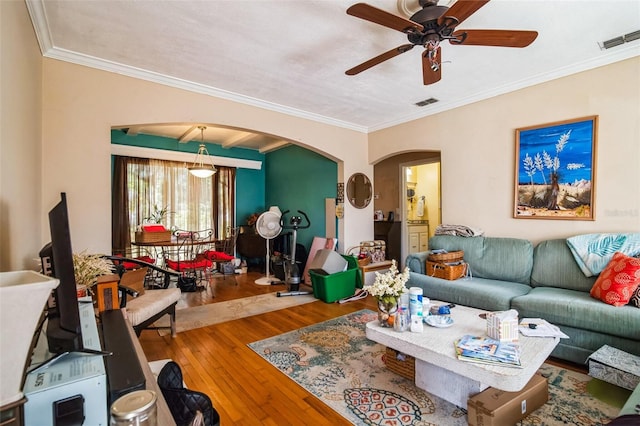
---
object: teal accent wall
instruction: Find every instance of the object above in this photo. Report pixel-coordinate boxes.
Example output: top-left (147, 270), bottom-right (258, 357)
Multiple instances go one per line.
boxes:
top-left (265, 145), bottom-right (337, 251)
top-left (236, 167), bottom-right (265, 225)
top-left (110, 130), bottom-right (265, 225)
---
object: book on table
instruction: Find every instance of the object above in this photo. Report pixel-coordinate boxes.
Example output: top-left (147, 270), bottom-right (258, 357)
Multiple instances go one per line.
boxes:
top-left (454, 335), bottom-right (522, 367)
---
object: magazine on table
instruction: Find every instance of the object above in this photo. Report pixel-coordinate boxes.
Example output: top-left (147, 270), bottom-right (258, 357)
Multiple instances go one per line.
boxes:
top-left (454, 335), bottom-right (522, 367)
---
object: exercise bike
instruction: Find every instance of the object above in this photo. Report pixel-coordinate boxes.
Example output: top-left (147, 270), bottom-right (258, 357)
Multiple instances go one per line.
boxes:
top-left (276, 210), bottom-right (312, 297)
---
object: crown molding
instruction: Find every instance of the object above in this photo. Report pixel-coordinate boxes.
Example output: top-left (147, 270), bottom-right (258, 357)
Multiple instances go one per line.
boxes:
top-left (24, 0), bottom-right (640, 135)
top-left (369, 45), bottom-right (640, 132)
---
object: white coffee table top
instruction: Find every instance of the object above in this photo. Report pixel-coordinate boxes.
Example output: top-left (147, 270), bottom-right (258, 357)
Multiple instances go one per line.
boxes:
top-left (366, 302), bottom-right (559, 392)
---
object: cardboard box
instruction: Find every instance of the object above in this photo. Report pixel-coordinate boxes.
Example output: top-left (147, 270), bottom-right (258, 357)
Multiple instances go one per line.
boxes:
top-left (467, 374), bottom-right (548, 426)
top-left (588, 345), bottom-right (640, 390)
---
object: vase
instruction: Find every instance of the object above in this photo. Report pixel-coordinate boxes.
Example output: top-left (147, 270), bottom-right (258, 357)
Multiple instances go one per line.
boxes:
top-left (377, 297), bottom-right (399, 328)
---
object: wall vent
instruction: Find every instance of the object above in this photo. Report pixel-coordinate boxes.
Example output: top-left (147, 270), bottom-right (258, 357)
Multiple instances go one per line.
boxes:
top-left (415, 98), bottom-right (439, 107)
top-left (600, 29), bottom-right (640, 50)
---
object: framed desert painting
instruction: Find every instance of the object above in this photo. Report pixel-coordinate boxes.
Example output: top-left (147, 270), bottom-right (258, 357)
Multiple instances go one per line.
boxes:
top-left (514, 116), bottom-right (598, 220)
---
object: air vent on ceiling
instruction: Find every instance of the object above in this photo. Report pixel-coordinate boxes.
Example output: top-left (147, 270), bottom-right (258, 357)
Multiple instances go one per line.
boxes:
top-left (415, 98), bottom-right (439, 107)
top-left (600, 30), bottom-right (640, 49)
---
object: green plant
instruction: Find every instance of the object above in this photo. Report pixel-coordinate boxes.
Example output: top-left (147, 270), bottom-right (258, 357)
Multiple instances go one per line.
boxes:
top-left (73, 251), bottom-right (114, 288)
top-left (144, 204), bottom-right (172, 224)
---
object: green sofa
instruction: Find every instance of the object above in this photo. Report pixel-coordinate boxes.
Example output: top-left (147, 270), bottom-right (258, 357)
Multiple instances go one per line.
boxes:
top-left (405, 235), bottom-right (640, 365)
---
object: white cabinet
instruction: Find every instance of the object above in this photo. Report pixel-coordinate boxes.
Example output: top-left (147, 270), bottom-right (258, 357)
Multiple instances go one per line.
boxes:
top-left (419, 231), bottom-right (429, 252)
top-left (409, 233), bottom-right (419, 254)
top-left (408, 225), bottom-right (429, 254)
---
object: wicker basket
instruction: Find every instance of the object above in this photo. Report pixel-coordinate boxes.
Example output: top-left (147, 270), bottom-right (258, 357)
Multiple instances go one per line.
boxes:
top-left (357, 256), bottom-right (371, 267)
top-left (134, 230), bottom-right (172, 244)
top-left (427, 250), bottom-right (464, 262)
top-left (384, 347), bottom-right (415, 380)
top-left (426, 261), bottom-right (467, 280)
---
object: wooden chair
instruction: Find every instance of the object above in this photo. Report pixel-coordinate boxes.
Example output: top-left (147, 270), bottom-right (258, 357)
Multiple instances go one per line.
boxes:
top-left (118, 267), bottom-right (181, 337)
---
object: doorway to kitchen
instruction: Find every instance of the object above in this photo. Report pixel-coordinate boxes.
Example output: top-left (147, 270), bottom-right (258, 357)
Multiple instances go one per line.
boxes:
top-left (401, 159), bottom-right (441, 268)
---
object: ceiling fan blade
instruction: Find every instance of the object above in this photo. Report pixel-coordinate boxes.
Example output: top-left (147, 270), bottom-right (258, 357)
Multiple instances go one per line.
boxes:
top-left (422, 47), bottom-right (442, 85)
top-left (439, 0), bottom-right (490, 26)
top-left (451, 29), bottom-right (538, 47)
top-left (347, 3), bottom-right (423, 34)
top-left (346, 44), bottom-right (414, 76)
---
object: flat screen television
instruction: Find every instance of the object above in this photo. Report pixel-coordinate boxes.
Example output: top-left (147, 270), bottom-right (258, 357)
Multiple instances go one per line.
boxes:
top-left (40, 193), bottom-right (107, 357)
top-left (40, 192), bottom-right (84, 354)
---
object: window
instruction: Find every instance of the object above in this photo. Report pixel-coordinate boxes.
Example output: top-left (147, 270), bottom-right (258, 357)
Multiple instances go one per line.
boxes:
top-left (112, 156), bottom-right (235, 255)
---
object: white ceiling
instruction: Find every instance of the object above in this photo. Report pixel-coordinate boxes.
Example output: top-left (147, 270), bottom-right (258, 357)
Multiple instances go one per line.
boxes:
top-left (27, 0), bottom-right (640, 151)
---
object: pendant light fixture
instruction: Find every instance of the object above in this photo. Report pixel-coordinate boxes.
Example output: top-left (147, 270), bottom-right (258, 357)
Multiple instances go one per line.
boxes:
top-left (188, 126), bottom-right (216, 178)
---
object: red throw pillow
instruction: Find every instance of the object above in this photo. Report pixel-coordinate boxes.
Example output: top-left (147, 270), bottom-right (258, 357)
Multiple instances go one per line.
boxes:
top-left (203, 250), bottom-right (234, 262)
top-left (590, 252), bottom-right (640, 306)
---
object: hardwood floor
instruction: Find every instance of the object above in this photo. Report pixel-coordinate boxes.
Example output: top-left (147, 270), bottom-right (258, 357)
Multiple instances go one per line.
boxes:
top-left (138, 272), bottom-right (586, 425)
top-left (139, 272), bottom-right (376, 425)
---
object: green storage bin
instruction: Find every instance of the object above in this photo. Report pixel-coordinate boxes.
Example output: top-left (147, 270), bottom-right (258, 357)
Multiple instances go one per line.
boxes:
top-left (310, 255), bottom-right (361, 303)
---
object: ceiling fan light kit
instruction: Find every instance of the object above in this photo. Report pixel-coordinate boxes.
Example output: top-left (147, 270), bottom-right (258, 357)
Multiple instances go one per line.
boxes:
top-left (188, 126), bottom-right (217, 178)
top-left (346, 0), bottom-right (538, 85)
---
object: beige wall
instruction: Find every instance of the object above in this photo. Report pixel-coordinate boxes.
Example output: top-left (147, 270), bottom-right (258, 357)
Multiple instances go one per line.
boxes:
top-left (0, 1), bottom-right (43, 271)
top-left (370, 57), bottom-right (640, 243)
top-left (2, 1), bottom-right (638, 271)
top-left (40, 59), bottom-right (371, 259)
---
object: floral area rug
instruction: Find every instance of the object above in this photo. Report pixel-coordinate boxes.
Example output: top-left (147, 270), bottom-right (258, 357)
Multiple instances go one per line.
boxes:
top-left (248, 310), bottom-right (619, 425)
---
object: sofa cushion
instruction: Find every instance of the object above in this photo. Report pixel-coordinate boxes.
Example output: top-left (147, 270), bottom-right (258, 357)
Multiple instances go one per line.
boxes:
top-left (407, 271), bottom-right (531, 312)
top-left (590, 252), bottom-right (640, 307)
top-left (531, 239), bottom-right (596, 292)
top-left (428, 235), bottom-right (533, 284)
top-left (511, 287), bottom-right (640, 341)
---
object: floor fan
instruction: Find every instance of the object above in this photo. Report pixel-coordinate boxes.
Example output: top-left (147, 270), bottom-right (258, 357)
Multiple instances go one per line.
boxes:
top-left (254, 208), bottom-right (282, 285)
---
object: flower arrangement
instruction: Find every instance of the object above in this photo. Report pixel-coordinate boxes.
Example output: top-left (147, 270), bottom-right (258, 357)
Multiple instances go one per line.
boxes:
top-left (368, 260), bottom-right (410, 304)
top-left (73, 251), bottom-right (114, 289)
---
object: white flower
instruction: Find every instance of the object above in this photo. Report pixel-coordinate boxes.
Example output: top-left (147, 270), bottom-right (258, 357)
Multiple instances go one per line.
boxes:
top-left (367, 260), bottom-right (410, 301)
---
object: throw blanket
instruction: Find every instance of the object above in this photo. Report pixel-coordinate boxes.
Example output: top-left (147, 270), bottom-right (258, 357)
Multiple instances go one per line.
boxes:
top-left (566, 233), bottom-right (640, 277)
top-left (434, 224), bottom-right (484, 237)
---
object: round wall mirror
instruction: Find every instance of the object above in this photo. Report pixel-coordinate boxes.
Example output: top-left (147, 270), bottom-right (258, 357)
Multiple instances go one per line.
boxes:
top-left (346, 173), bottom-right (372, 209)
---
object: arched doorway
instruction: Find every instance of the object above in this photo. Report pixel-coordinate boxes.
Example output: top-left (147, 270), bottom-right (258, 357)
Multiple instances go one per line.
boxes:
top-left (373, 152), bottom-right (441, 268)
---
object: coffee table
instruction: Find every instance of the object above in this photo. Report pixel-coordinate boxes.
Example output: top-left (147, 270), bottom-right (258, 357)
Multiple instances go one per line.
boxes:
top-left (366, 301), bottom-right (559, 408)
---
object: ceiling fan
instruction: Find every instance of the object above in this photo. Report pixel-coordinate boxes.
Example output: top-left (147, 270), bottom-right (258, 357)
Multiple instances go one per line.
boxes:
top-left (345, 0), bottom-right (538, 85)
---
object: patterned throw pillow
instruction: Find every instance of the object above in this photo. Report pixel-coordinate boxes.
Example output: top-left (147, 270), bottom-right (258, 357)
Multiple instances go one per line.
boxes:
top-left (633, 254), bottom-right (640, 307)
top-left (631, 285), bottom-right (640, 307)
top-left (590, 252), bottom-right (640, 306)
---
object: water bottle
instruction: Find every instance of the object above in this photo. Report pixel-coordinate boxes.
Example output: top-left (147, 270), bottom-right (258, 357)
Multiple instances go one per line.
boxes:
top-left (394, 304), bottom-right (409, 332)
top-left (409, 287), bottom-right (423, 317)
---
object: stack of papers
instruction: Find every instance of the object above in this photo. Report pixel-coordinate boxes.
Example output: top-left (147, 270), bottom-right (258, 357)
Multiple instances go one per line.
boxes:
top-left (519, 318), bottom-right (569, 338)
top-left (454, 335), bottom-right (522, 368)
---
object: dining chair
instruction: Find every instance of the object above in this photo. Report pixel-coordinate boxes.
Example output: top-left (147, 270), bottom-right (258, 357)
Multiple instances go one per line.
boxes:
top-left (107, 255), bottom-right (180, 289)
top-left (164, 229), bottom-right (215, 288)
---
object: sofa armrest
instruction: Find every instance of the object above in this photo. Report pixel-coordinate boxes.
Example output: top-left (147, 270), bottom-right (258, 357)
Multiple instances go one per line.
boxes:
top-left (406, 252), bottom-right (429, 274)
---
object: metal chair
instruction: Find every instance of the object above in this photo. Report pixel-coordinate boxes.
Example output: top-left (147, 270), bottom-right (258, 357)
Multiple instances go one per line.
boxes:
top-left (164, 229), bottom-right (215, 288)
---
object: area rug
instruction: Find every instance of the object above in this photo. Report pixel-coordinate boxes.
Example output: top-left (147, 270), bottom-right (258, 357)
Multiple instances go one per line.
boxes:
top-left (248, 309), bottom-right (620, 425)
top-left (155, 292), bottom-right (316, 335)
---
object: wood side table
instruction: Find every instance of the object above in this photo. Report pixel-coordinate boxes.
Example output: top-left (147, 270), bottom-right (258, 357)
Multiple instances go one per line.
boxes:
top-left (360, 260), bottom-right (393, 287)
